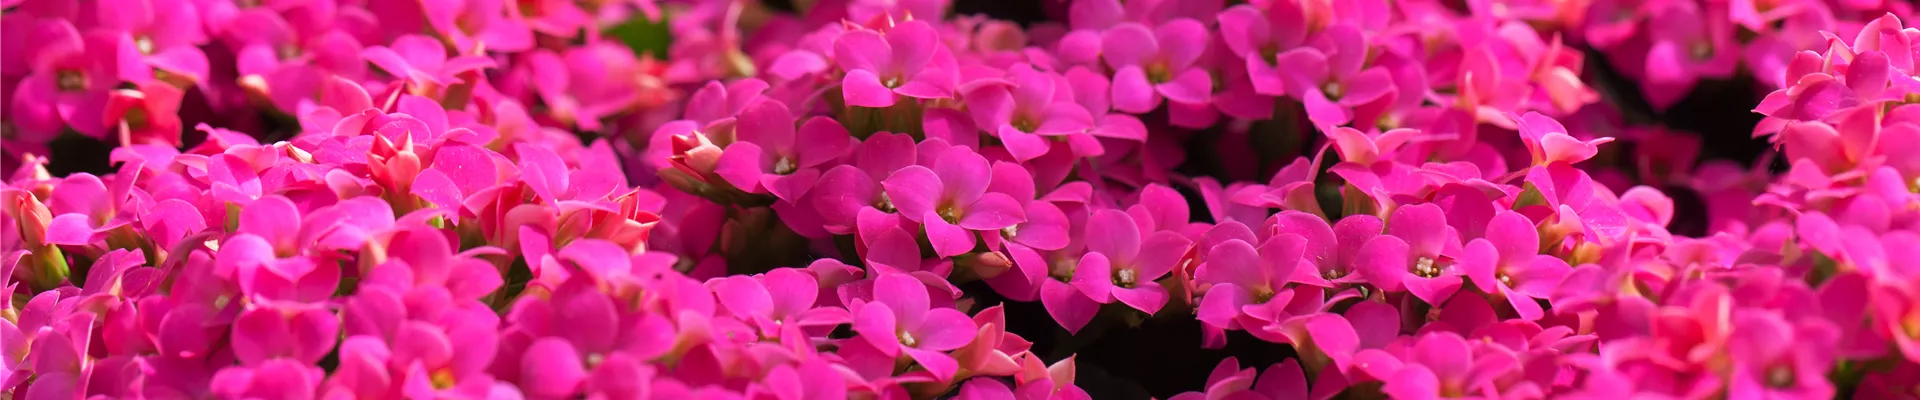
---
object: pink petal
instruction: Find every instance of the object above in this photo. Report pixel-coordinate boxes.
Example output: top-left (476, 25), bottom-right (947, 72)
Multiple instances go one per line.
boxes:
top-left (1071, 251), bottom-right (1115, 302)
top-left (883, 166), bottom-right (944, 222)
top-left (925, 212), bottom-right (978, 258)
top-left (842, 69), bottom-right (898, 108)
top-left (1110, 65), bottom-right (1159, 113)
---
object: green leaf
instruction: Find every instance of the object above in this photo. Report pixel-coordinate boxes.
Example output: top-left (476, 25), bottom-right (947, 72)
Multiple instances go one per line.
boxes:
top-left (605, 14), bottom-right (673, 58)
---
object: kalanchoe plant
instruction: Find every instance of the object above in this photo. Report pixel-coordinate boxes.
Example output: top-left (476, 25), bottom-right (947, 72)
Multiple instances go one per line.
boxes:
top-left (6, 0), bottom-right (1920, 398)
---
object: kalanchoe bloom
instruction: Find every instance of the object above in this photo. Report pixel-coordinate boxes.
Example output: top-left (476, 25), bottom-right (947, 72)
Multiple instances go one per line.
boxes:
top-left (1196, 235), bottom-right (1303, 335)
top-left (10, 20), bottom-right (148, 139)
top-left (836, 20), bottom-right (958, 108)
top-left (967, 64), bottom-right (1097, 161)
top-left (1168, 358), bottom-right (1310, 400)
top-left (715, 100), bottom-right (856, 203)
top-left (421, 0), bottom-right (534, 53)
top-left (1102, 19), bottom-right (1214, 113)
top-left (363, 34), bottom-right (495, 91)
top-left (1215, 3), bottom-right (1309, 97)
top-left (1072, 209), bottom-right (1191, 315)
top-left (1463, 210), bottom-right (1572, 321)
top-left (1381, 331), bottom-right (1522, 399)
top-left (1356, 204), bottom-right (1466, 305)
top-left (1726, 311), bottom-right (1840, 399)
top-left (852, 273), bottom-right (979, 381)
top-left (1639, 0), bottom-right (1738, 109)
top-left (710, 268), bottom-right (851, 338)
top-left (883, 146), bottom-right (1028, 257)
top-left (1512, 112), bottom-right (1614, 167)
top-left (1273, 24), bottom-right (1394, 128)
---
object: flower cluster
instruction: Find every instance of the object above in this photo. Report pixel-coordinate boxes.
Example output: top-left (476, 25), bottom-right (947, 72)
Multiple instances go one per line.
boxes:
top-left (4, 0), bottom-right (1920, 398)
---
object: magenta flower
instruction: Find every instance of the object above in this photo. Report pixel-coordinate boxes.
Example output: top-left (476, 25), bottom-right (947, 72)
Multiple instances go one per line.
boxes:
top-left (1169, 358), bottom-right (1309, 400)
top-left (710, 268), bottom-right (851, 338)
top-left (714, 100), bottom-right (856, 203)
top-left (1267, 211), bottom-right (1379, 287)
top-left (97, 0), bottom-right (211, 84)
top-left (1462, 210), bottom-right (1571, 321)
top-left (230, 303), bottom-right (340, 366)
top-left (966, 63), bottom-right (1097, 161)
top-left (836, 20), bottom-right (957, 108)
top-left (1511, 112), bottom-right (1614, 167)
top-left (210, 358), bottom-right (326, 400)
top-left (1726, 312), bottom-right (1840, 399)
top-left (1196, 235), bottom-right (1303, 332)
top-left (1641, 0), bottom-right (1737, 108)
top-left (362, 34), bottom-right (495, 89)
top-left (1381, 331), bottom-right (1521, 399)
top-left (852, 273), bottom-right (979, 382)
top-left (810, 131), bottom-right (918, 234)
top-left (1071, 209), bottom-right (1191, 315)
top-left (882, 146), bottom-right (1028, 257)
top-left (421, 0), bottom-right (534, 53)
top-left (1215, 4), bottom-right (1309, 96)
top-left (1273, 24), bottom-right (1394, 127)
top-left (1102, 19), bottom-right (1213, 113)
top-left (9, 20), bottom-right (146, 139)
top-left (1356, 204), bottom-right (1466, 305)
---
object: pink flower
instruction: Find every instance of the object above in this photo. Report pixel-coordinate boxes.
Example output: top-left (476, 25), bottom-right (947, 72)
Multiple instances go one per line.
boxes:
top-left (420, 0), bottom-right (534, 53)
top-left (851, 273), bottom-right (979, 382)
top-left (1462, 210), bottom-right (1572, 321)
top-left (1726, 312), bottom-right (1840, 399)
top-left (714, 100), bottom-right (856, 203)
top-left (362, 34), bottom-right (494, 90)
top-left (1267, 211), bottom-right (1380, 287)
top-left (810, 131), bottom-right (918, 234)
top-left (1168, 358), bottom-right (1310, 400)
top-left (1356, 204), bottom-right (1466, 305)
top-left (1380, 331), bottom-right (1521, 399)
top-left (882, 146), bottom-right (1028, 257)
top-left (709, 268), bottom-right (852, 338)
top-left (1102, 19), bottom-right (1213, 113)
top-left (9, 20), bottom-right (146, 139)
top-left (967, 64), bottom-right (1097, 161)
top-left (836, 20), bottom-right (958, 108)
top-left (1641, 0), bottom-right (1738, 109)
top-left (1071, 209), bottom-right (1191, 315)
top-left (1215, 3), bottom-right (1309, 96)
top-left (1273, 24), bottom-right (1394, 127)
top-left (1196, 235), bottom-right (1303, 332)
top-left (1511, 112), bottom-right (1614, 167)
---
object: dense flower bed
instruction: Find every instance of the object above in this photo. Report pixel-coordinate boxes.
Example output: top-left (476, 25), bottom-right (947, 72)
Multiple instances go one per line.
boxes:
top-left (4, 0), bottom-right (1920, 398)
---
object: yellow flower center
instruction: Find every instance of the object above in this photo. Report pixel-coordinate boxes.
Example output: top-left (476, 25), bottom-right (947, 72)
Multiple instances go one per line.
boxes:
top-left (56, 70), bottom-right (87, 91)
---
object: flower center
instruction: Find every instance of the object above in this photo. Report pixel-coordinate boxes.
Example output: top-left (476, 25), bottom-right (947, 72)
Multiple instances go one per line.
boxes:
top-left (1497, 273), bottom-right (1514, 287)
top-left (430, 368), bottom-right (457, 390)
top-left (56, 70), bottom-right (87, 91)
top-left (1252, 287), bottom-right (1276, 303)
top-left (1000, 225), bottom-right (1018, 239)
top-left (772, 157), bottom-right (797, 175)
top-left (1689, 41), bottom-right (1713, 61)
top-left (124, 107), bottom-right (151, 130)
top-left (1114, 268), bottom-right (1137, 288)
top-left (884, 76), bottom-right (902, 88)
top-left (938, 205), bottom-right (962, 224)
top-left (1322, 81), bottom-right (1344, 99)
top-left (1412, 257), bottom-right (1442, 278)
top-left (1048, 256), bottom-right (1078, 281)
top-left (1147, 62), bottom-right (1172, 83)
top-left (1012, 117), bottom-right (1038, 133)
top-left (875, 192), bottom-right (897, 213)
top-left (135, 36), bottom-right (155, 54)
top-left (1765, 365), bottom-right (1794, 388)
top-left (277, 44), bottom-right (302, 60)
top-left (899, 330), bottom-right (918, 347)
top-left (1322, 268), bottom-right (1347, 280)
